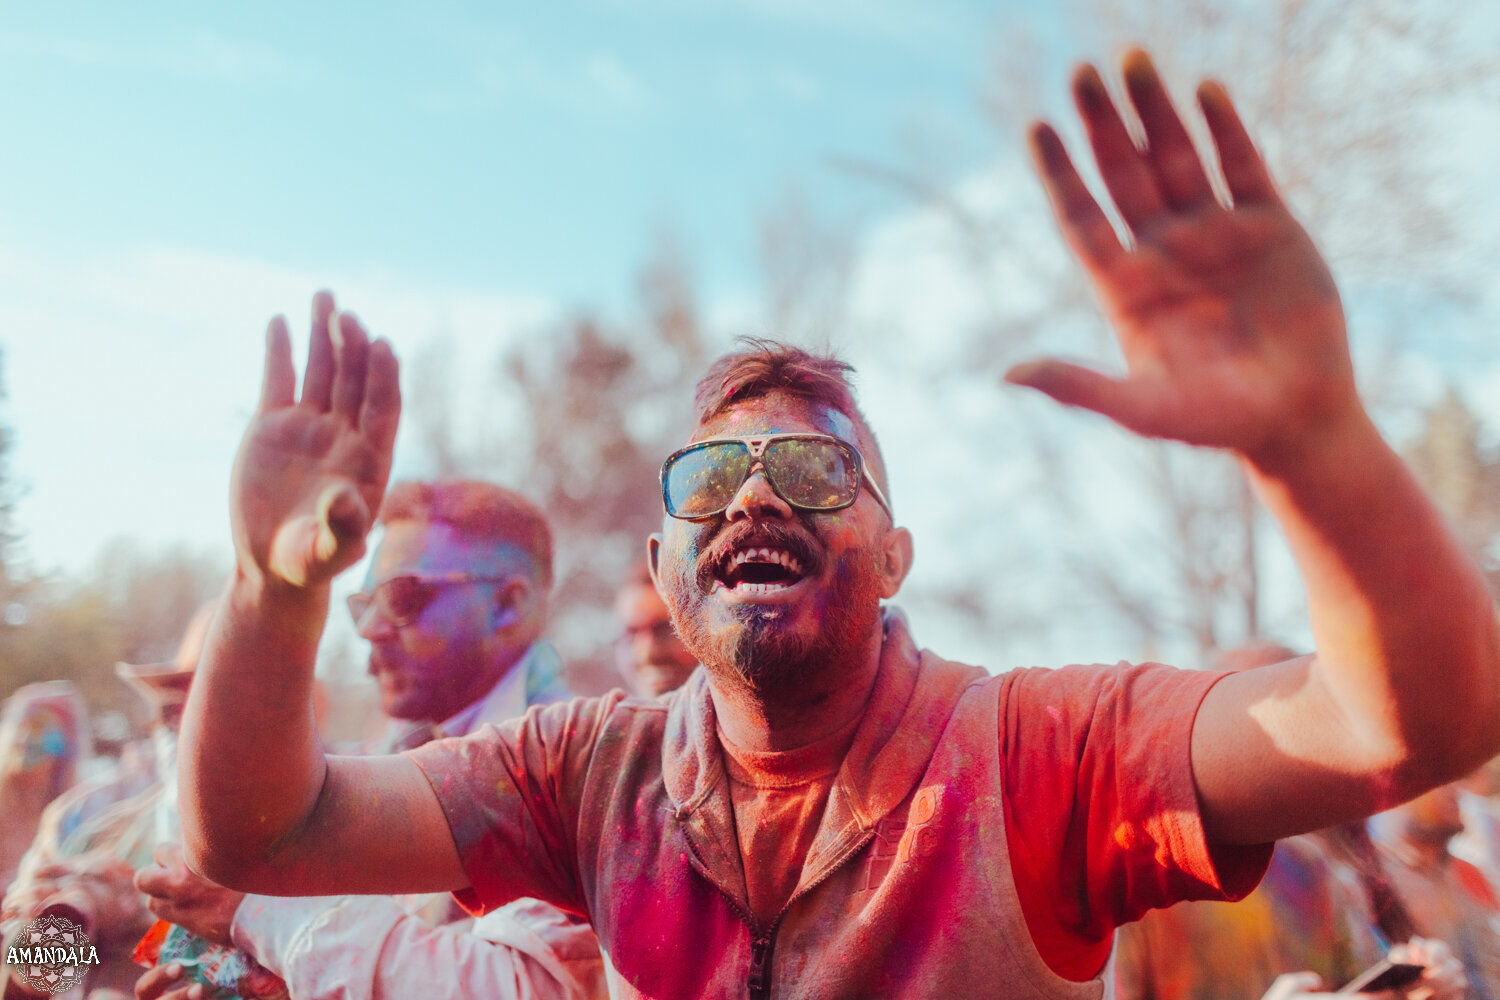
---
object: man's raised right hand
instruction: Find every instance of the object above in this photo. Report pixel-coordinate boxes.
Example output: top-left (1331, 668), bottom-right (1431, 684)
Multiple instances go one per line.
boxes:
top-left (231, 291), bottom-right (400, 589)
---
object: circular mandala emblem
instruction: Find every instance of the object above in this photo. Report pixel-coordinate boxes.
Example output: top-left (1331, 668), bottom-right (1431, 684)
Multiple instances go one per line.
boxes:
top-left (7, 914), bottom-right (99, 994)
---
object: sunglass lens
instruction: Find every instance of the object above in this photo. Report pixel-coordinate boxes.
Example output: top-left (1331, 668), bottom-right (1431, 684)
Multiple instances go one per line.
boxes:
top-left (665, 443), bottom-right (751, 517)
top-left (379, 575), bottom-right (435, 625)
top-left (765, 438), bottom-right (858, 509)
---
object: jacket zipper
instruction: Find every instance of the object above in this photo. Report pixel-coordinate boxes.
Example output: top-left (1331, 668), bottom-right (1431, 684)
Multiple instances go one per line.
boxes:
top-left (747, 935), bottom-right (774, 998)
top-left (685, 827), bottom-right (877, 999)
top-left (682, 834), bottom-right (776, 998)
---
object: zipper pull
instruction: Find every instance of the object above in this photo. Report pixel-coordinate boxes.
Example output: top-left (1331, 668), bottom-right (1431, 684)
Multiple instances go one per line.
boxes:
top-left (748, 936), bottom-right (773, 998)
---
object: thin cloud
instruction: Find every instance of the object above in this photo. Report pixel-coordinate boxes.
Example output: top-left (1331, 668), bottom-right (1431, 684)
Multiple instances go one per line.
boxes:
top-left (0, 28), bottom-right (296, 85)
top-left (415, 35), bottom-right (651, 115)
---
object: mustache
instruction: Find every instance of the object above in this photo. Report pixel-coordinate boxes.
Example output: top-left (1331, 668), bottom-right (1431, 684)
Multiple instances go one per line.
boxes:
top-left (696, 520), bottom-right (822, 590)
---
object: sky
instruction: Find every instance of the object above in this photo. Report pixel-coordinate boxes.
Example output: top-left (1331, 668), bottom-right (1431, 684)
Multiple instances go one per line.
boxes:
top-left (1, 0), bottom-right (1018, 579)
top-left (4, 2), bottom-right (1499, 671)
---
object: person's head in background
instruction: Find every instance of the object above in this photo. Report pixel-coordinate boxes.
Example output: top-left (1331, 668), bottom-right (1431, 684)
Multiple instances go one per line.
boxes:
top-left (353, 480), bottom-right (552, 724)
top-left (615, 560), bottom-right (698, 698)
top-left (1391, 781), bottom-right (1466, 847)
top-left (115, 602), bottom-right (217, 736)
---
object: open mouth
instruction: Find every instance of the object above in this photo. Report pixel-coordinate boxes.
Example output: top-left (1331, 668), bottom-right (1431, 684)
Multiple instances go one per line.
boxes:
top-left (714, 546), bottom-right (810, 596)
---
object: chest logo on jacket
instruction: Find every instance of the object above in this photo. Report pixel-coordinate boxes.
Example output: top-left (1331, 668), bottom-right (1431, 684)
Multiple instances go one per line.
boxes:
top-left (860, 785), bottom-right (943, 890)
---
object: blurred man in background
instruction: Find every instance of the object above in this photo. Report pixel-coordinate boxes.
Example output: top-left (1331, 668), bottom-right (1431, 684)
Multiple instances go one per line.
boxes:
top-left (613, 561), bottom-right (697, 698)
top-left (1372, 782), bottom-right (1500, 998)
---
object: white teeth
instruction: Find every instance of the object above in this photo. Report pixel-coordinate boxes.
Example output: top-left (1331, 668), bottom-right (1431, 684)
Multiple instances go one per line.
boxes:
top-left (727, 547), bottom-right (803, 576)
top-left (734, 582), bottom-right (791, 595)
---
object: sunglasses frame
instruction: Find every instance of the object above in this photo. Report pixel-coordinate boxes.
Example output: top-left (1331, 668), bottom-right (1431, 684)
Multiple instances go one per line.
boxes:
top-left (660, 432), bottom-right (893, 521)
top-left (347, 571), bottom-right (513, 628)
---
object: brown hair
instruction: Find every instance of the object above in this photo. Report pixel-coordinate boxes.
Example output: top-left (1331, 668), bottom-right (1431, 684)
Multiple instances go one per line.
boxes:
top-left (693, 339), bottom-right (889, 501)
top-left (379, 480), bottom-right (554, 589)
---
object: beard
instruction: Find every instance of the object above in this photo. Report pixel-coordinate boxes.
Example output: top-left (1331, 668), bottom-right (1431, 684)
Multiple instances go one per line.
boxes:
top-left (663, 529), bottom-right (885, 696)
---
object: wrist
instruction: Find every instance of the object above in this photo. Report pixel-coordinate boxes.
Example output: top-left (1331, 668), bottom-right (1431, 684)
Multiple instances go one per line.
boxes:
top-left (227, 565), bottom-right (332, 637)
top-left (1241, 398), bottom-right (1380, 484)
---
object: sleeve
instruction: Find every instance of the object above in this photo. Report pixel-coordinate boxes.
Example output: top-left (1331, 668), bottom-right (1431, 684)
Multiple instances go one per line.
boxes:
top-left (999, 662), bottom-right (1273, 978)
top-left (232, 894), bottom-right (599, 1000)
top-left (403, 693), bottom-right (625, 917)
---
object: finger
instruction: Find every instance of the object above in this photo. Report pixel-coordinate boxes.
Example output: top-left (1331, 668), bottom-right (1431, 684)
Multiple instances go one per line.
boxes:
top-left (1028, 123), bottom-right (1126, 270)
top-left (330, 311), bottom-right (370, 423)
top-left (299, 290), bottom-right (337, 412)
top-left (1071, 62), bottom-right (1164, 234)
top-left (1004, 360), bottom-right (1148, 432)
top-left (1121, 49), bottom-right (1216, 210)
top-left (259, 318), bottom-right (295, 412)
top-left (359, 338), bottom-right (402, 458)
top-left (134, 865), bottom-right (168, 896)
top-left (135, 962), bottom-right (183, 1000)
top-left (1197, 80), bottom-right (1278, 205)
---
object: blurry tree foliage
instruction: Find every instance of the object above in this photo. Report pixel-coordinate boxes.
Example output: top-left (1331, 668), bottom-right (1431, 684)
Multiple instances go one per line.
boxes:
top-left (0, 541), bottom-right (225, 730)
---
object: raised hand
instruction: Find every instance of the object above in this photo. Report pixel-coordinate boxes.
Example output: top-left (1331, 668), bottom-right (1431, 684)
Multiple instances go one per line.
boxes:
top-left (1009, 50), bottom-right (1359, 464)
top-left (231, 291), bottom-right (400, 589)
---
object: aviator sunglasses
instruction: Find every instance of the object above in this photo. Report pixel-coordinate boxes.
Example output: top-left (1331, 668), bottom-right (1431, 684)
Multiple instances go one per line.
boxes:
top-left (660, 433), bottom-right (892, 520)
top-left (347, 572), bottom-right (511, 628)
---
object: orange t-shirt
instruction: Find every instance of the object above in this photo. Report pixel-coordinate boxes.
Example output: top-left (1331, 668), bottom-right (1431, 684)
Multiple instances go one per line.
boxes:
top-left (718, 713), bottom-right (861, 928)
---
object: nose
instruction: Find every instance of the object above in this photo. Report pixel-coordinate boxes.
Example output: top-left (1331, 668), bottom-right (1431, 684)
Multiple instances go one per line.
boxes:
top-left (355, 602), bottom-right (397, 642)
top-left (723, 466), bottom-right (793, 522)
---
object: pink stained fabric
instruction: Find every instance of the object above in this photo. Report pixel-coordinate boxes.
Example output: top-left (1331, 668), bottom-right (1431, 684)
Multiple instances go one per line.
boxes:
top-left (408, 612), bottom-right (1270, 998)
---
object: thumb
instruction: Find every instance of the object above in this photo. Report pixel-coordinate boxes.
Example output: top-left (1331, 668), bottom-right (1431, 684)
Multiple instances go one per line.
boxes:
top-left (1008, 358), bottom-right (1170, 440)
top-left (268, 484), bottom-right (371, 587)
top-left (318, 482), bottom-right (371, 553)
top-left (1005, 359), bottom-right (1133, 421)
top-left (1261, 971), bottom-right (1326, 1000)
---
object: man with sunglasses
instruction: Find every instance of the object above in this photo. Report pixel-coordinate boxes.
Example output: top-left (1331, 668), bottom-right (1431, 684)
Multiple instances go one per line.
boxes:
top-left (179, 51), bottom-right (1500, 999)
top-left (135, 480), bottom-right (605, 1000)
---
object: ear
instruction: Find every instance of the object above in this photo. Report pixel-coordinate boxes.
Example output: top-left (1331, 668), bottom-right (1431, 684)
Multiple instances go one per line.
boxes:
top-left (491, 578), bottom-right (532, 631)
top-left (647, 535), bottom-right (665, 595)
top-left (878, 526), bottom-right (914, 600)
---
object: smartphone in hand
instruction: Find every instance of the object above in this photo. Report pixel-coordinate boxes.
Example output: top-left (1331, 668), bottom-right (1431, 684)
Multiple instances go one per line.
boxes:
top-left (1338, 960), bottom-right (1425, 994)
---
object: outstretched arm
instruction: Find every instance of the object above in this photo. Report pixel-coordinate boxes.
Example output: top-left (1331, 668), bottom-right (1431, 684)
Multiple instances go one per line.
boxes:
top-left (180, 292), bottom-right (462, 894)
top-left (1013, 51), bottom-right (1500, 844)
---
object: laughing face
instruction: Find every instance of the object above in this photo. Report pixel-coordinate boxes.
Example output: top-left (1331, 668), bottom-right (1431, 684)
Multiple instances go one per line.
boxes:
top-left (651, 392), bottom-right (910, 695)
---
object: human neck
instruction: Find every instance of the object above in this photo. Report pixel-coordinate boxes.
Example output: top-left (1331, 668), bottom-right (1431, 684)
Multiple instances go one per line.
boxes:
top-left (431, 641), bottom-right (532, 725)
top-left (707, 623), bottom-right (883, 753)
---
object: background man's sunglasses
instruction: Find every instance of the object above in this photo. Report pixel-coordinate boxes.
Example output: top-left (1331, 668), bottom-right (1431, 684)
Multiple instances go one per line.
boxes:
top-left (347, 572), bottom-right (510, 627)
top-left (660, 433), bottom-right (892, 520)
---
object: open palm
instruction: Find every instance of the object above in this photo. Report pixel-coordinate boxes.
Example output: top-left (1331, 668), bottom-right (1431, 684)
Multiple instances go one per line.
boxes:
top-left (1012, 51), bottom-right (1358, 463)
top-left (230, 291), bottom-right (400, 588)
